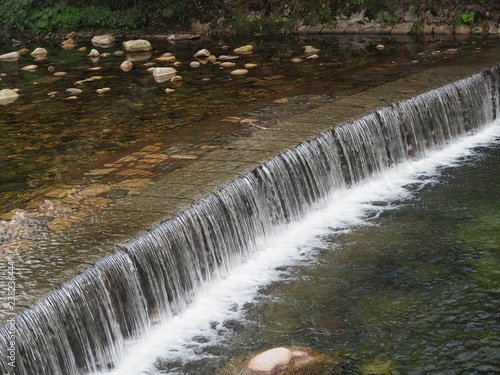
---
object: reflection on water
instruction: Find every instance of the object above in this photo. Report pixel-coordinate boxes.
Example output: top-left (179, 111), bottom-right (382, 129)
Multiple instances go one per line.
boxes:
top-left (0, 34), bottom-right (490, 210)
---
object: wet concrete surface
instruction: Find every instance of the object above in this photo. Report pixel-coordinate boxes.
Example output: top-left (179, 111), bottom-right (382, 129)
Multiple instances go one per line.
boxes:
top-left (1, 42), bottom-right (500, 322)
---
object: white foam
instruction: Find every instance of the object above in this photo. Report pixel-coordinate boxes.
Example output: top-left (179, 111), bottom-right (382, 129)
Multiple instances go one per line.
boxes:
top-left (104, 121), bottom-right (499, 375)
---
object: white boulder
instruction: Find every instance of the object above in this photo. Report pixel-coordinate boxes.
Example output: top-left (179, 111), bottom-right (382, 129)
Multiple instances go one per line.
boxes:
top-left (123, 39), bottom-right (152, 53)
top-left (0, 89), bottom-right (20, 105)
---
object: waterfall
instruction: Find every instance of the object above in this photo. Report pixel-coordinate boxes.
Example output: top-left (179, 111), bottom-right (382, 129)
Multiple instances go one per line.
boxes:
top-left (1, 66), bottom-right (498, 375)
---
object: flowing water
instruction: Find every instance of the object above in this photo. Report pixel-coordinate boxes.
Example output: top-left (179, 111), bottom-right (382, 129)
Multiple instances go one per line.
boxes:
top-left (1, 64), bottom-right (498, 374)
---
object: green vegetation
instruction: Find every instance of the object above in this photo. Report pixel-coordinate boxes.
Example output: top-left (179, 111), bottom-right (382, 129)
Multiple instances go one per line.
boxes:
top-left (0, 0), bottom-right (498, 38)
top-left (459, 10), bottom-right (476, 24)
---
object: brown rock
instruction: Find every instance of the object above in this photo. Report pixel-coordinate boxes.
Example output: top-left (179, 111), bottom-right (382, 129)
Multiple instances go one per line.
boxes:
top-left (47, 217), bottom-right (75, 232)
top-left (79, 184), bottom-right (113, 197)
top-left (44, 187), bottom-right (78, 199)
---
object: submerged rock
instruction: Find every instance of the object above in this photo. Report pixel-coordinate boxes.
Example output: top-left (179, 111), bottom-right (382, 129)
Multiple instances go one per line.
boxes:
top-left (304, 46), bottom-right (320, 54)
top-left (96, 87), bottom-right (111, 94)
top-left (0, 89), bottom-right (19, 105)
top-left (167, 33), bottom-right (200, 41)
top-left (62, 39), bottom-right (77, 47)
top-left (234, 45), bottom-right (254, 54)
top-left (219, 55), bottom-right (239, 61)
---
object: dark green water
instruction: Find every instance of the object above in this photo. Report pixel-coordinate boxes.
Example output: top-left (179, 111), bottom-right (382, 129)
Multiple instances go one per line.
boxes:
top-left (221, 141), bottom-right (500, 374)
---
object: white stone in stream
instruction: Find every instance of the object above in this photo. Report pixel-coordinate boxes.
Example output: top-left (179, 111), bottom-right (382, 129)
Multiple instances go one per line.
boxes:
top-left (120, 60), bottom-right (133, 72)
top-left (65, 88), bottom-right (82, 95)
top-left (152, 67), bottom-right (177, 83)
top-left (0, 89), bottom-right (19, 104)
top-left (230, 69), bottom-right (248, 76)
top-left (87, 49), bottom-right (100, 57)
top-left (194, 48), bottom-right (211, 58)
top-left (190, 61), bottom-right (201, 68)
top-left (21, 65), bottom-right (37, 71)
top-left (31, 47), bottom-right (48, 57)
top-left (0, 51), bottom-right (20, 61)
top-left (247, 348), bottom-right (293, 373)
top-left (122, 39), bottom-right (152, 53)
top-left (91, 34), bottom-right (116, 46)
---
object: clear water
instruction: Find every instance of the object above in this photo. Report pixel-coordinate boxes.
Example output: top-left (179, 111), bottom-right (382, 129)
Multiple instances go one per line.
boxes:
top-left (0, 34), bottom-right (492, 209)
top-left (99, 123), bottom-right (499, 374)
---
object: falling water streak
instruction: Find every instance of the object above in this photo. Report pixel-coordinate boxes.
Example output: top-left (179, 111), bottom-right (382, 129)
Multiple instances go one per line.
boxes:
top-left (0, 67), bottom-right (498, 375)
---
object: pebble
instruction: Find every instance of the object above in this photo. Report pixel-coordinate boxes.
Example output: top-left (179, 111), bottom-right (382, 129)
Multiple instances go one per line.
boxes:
top-left (376, 44), bottom-right (385, 50)
top-left (194, 48), bottom-right (211, 58)
top-left (22, 65), bottom-right (38, 71)
top-left (120, 61), bottom-right (133, 72)
top-left (220, 62), bottom-right (236, 68)
top-left (190, 61), bottom-right (201, 68)
top-left (234, 45), bottom-right (254, 54)
top-left (230, 69), bottom-right (249, 76)
top-left (31, 47), bottom-right (48, 57)
top-left (165, 88), bottom-right (176, 93)
top-left (219, 55), bottom-right (239, 61)
top-left (96, 87), bottom-right (111, 94)
top-left (66, 88), bottom-right (83, 95)
top-left (155, 55), bottom-right (176, 62)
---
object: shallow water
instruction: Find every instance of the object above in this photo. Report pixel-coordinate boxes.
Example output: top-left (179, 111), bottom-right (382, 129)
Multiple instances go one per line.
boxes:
top-left (0, 34), bottom-right (491, 210)
top-left (95, 121), bottom-right (499, 374)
